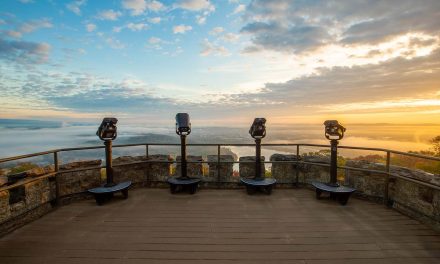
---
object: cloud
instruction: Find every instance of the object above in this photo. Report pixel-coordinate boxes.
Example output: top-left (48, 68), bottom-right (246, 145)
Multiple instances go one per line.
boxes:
top-left (241, 0), bottom-right (440, 54)
top-left (175, 0), bottom-right (214, 11)
top-left (176, 0), bottom-right (215, 24)
top-left (122, 0), bottom-right (164, 15)
top-left (113, 23), bottom-right (149, 32)
top-left (5, 30), bottom-right (22, 38)
top-left (215, 49), bottom-right (440, 111)
top-left (1, 69), bottom-right (176, 113)
top-left (148, 37), bottom-right (162, 44)
top-left (241, 21), bottom-right (331, 53)
top-left (209, 27), bottom-right (224, 35)
top-left (147, 0), bottom-right (165, 12)
top-left (105, 37), bottom-right (125, 49)
top-left (0, 37), bottom-right (51, 64)
top-left (196, 15), bottom-right (206, 25)
top-left (200, 39), bottom-right (230, 56)
top-left (148, 17), bottom-right (161, 24)
top-left (66, 0), bottom-right (86, 16)
top-left (233, 4), bottom-right (245, 14)
top-left (122, 0), bottom-right (146, 15)
top-left (85, 23), bottom-right (96, 32)
top-left (3, 18), bottom-right (54, 38)
top-left (97, 9), bottom-right (122, 20)
top-left (173, 24), bottom-right (192, 34)
top-left (126, 22), bottom-right (149, 31)
top-left (221, 33), bottom-right (240, 43)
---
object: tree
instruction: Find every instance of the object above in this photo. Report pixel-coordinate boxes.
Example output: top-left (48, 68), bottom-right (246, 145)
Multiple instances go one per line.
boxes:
top-left (430, 136), bottom-right (440, 157)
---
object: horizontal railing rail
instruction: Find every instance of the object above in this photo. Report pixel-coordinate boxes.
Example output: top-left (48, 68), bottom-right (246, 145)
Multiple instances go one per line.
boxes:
top-left (2, 142), bottom-right (440, 163)
top-left (1, 142), bottom-right (439, 204)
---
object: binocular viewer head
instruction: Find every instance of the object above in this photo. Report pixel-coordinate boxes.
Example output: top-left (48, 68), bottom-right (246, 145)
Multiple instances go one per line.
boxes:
top-left (96, 117), bottom-right (118, 141)
top-left (176, 113), bottom-right (191, 136)
top-left (249, 118), bottom-right (266, 139)
top-left (324, 120), bottom-right (346, 140)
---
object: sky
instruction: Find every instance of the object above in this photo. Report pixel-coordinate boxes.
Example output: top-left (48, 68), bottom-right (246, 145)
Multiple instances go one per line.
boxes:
top-left (0, 0), bottom-right (440, 126)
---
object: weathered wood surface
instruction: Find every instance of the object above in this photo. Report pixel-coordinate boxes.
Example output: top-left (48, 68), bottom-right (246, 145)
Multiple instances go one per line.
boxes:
top-left (0, 189), bottom-right (439, 263)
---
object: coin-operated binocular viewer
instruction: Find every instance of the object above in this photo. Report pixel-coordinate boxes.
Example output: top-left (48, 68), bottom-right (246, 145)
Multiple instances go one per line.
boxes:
top-left (88, 117), bottom-right (132, 205)
top-left (167, 113), bottom-right (201, 194)
top-left (240, 118), bottom-right (276, 195)
top-left (312, 120), bottom-right (355, 205)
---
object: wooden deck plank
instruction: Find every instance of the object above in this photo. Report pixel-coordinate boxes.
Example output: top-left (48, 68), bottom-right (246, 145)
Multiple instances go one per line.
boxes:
top-left (0, 189), bottom-right (439, 264)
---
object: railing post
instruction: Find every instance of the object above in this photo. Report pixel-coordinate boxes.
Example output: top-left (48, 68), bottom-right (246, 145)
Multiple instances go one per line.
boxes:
top-left (145, 144), bottom-right (149, 187)
top-left (217, 144), bottom-right (221, 188)
top-left (295, 145), bottom-right (300, 186)
top-left (385, 151), bottom-right (391, 207)
top-left (54, 151), bottom-right (60, 206)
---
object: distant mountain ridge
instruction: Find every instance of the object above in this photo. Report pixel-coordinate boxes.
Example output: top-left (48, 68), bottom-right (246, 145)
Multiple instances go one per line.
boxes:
top-left (0, 119), bottom-right (92, 130)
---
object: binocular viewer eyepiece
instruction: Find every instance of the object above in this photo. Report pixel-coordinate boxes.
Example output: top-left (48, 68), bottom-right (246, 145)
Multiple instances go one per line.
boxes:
top-left (96, 117), bottom-right (118, 141)
top-left (324, 120), bottom-right (346, 140)
top-left (176, 113), bottom-right (191, 136)
top-left (249, 118), bottom-right (266, 139)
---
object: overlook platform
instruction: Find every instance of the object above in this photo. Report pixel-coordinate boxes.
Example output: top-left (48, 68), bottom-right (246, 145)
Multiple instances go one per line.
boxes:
top-left (1, 188), bottom-right (439, 264)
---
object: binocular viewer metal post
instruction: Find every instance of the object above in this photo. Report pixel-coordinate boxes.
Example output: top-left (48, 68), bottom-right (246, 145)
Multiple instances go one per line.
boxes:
top-left (241, 117), bottom-right (276, 195)
top-left (312, 119), bottom-right (355, 205)
top-left (168, 113), bottom-right (201, 194)
top-left (88, 117), bottom-right (132, 205)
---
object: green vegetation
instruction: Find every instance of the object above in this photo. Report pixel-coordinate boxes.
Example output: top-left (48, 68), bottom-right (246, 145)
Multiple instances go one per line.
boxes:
top-left (350, 136), bottom-right (440, 174)
top-left (301, 136), bottom-right (440, 175)
top-left (430, 136), bottom-right (440, 156)
top-left (9, 162), bottom-right (39, 174)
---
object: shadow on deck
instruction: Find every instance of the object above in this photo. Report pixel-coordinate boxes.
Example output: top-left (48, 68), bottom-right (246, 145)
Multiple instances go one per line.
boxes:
top-left (0, 189), bottom-right (439, 264)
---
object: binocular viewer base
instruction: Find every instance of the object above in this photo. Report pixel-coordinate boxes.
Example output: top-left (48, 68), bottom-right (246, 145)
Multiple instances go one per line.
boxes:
top-left (167, 177), bottom-right (201, 194)
top-left (312, 181), bottom-right (356, 205)
top-left (240, 178), bottom-right (277, 195)
top-left (88, 181), bottom-right (132, 206)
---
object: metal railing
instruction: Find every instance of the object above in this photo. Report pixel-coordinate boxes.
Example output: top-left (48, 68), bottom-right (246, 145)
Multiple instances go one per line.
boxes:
top-left (1, 142), bottom-right (439, 205)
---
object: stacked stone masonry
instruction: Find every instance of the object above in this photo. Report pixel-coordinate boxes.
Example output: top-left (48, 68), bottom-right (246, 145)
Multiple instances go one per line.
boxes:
top-left (176, 155), bottom-right (204, 177)
top-left (207, 155), bottom-right (235, 182)
top-left (239, 156), bottom-right (265, 179)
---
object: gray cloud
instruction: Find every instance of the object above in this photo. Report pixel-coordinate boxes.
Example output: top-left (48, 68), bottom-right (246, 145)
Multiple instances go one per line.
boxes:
top-left (1, 18), bottom-right (53, 39)
top-left (47, 89), bottom-right (173, 112)
top-left (0, 37), bottom-right (50, 64)
top-left (213, 49), bottom-right (440, 111)
top-left (242, 0), bottom-right (440, 53)
top-left (0, 68), bottom-right (178, 113)
top-left (241, 21), bottom-right (331, 53)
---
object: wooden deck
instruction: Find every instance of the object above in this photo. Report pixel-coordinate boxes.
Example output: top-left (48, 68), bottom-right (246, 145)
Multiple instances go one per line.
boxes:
top-left (0, 189), bottom-right (439, 264)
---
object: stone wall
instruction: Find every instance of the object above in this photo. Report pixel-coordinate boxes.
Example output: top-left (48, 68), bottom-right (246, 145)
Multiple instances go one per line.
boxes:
top-left (0, 191), bottom-right (10, 223)
top-left (345, 160), bottom-right (387, 198)
top-left (298, 155), bottom-right (331, 184)
top-left (113, 156), bottom-right (148, 184)
top-left (270, 154), bottom-right (299, 183)
top-left (0, 177), bottom-right (55, 236)
top-left (58, 160), bottom-right (103, 196)
top-left (1, 159), bottom-right (103, 236)
top-left (176, 155), bottom-right (203, 177)
top-left (207, 155), bottom-right (234, 182)
top-left (239, 156), bottom-right (265, 179)
top-left (147, 155), bottom-right (173, 182)
top-left (343, 160), bottom-right (440, 230)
